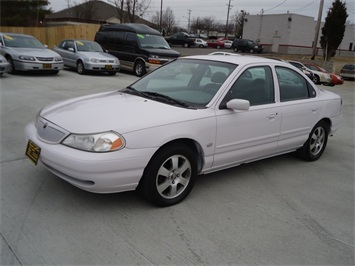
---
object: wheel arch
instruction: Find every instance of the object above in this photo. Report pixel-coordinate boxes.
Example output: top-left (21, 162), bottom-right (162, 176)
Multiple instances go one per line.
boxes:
top-left (148, 138), bottom-right (205, 173)
top-left (319, 118), bottom-right (331, 133)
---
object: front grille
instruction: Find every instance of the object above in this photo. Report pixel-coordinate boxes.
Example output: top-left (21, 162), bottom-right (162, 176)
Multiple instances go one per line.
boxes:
top-left (36, 119), bottom-right (67, 143)
top-left (36, 57), bottom-right (54, 62)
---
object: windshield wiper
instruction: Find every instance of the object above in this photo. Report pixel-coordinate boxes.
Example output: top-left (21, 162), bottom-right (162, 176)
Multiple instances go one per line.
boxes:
top-left (122, 87), bottom-right (189, 108)
top-left (122, 86), bottom-right (148, 98)
top-left (143, 91), bottom-right (189, 107)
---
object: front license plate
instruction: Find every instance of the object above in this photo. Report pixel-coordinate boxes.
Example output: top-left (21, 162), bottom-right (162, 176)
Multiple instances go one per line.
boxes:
top-left (105, 65), bottom-right (112, 70)
top-left (43, 64), bottom-right (52, 69)
top-left (25, 140), bottom-right (41, 165)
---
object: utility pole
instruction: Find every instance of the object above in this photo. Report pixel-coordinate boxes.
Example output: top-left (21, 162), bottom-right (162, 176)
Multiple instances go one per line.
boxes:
top-left (187, 9), bottom-right (191, 33)
top-left (311, 0), bottom-right (324, 60)
top-left (160, 0), bottom-right (163, 33)
top-left (225, 0), bottom-right (233, 38)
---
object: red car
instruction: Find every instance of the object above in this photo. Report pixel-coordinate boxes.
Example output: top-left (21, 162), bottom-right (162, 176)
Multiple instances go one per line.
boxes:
top-left (207, 38), bottom-right (227, 49)
top-left (304, 63), bottom-right (343, 86)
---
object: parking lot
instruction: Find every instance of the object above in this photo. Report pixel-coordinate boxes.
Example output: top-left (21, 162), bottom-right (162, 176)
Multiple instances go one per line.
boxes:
top-left (1, 66), bottom-right (354, 265)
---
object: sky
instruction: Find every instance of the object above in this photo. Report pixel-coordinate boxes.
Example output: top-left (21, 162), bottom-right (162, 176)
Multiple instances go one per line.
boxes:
top-left (49, 0), bottom-right (355, 27)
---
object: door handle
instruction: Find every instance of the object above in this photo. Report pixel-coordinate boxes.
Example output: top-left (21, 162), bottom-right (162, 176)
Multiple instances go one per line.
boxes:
top-left (267, 113), bottom-right (278, 119)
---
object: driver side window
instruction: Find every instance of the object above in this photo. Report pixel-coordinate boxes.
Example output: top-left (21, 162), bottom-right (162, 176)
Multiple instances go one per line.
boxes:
top-left (222, 66), bottom-right (274, 106)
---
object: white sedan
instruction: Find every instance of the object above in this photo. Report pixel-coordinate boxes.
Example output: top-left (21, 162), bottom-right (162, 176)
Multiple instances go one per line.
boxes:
top-left (25, 55), bottom-right (342, 206)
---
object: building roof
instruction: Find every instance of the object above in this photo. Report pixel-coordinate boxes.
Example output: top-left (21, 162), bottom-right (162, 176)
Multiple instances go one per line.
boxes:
top-left (46, 0), bottom-right (156, 28)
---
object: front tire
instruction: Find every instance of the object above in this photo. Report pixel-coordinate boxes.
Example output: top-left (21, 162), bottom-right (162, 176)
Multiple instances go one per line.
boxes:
top-left (6, 56), bottom-right (16, 74)
top-left (297, 121), bottom-right (329, 161)
top-left (140, 144), bottom-right (197, 207)
top-left (77, 60), bottom-right (86, 75)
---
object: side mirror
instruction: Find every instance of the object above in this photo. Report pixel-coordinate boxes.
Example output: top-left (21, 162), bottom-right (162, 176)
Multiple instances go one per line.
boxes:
top-left (68, 47), bottom-right (75, 52)
top-left (226, 99), bottom-right (250, 111)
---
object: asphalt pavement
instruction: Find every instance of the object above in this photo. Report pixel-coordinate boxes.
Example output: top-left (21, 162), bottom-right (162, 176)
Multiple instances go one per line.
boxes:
top-left (1, 66), bottom-right (354, 265)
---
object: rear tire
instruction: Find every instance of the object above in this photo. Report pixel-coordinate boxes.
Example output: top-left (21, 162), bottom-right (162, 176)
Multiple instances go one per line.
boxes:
top-left (140, 143), bottom-right (197, 207)
top-left (297, 121), bottom-right (329, 161)
top-left (134, 60), bottom-right (146, 77)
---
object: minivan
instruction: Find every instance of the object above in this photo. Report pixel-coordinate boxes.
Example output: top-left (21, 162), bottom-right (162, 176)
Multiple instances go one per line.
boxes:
top-left (95, 23), bottom-right (180, 76)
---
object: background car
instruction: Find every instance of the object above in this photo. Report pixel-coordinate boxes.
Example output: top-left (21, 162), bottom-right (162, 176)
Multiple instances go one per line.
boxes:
top-left (0, 54), bottom-right (10, 76)
top-left (304, 63), bottom-right (343, 86)
top-left (0, 32), bottom-right (63, 74)
top-left (194, 38), bottom-right (208, 48)
top-left (53, 39), bottom-right (120, 75)
top-left (288, 60), bottom-right (331, 85)
top-left (25, 55), bottom-right (342, 207)
top-left (207, 38), bottom-right (225, 49)
top-left (223, 40), bottom-right (233, 49)
top-left (209, 51), bottom-right (241, 56)
top-left (232, 39), bottom-right (263, 53)
top-left (165, 32), bottom-right (195, 47)
top-left (339, 64), bottom-right (355, 80)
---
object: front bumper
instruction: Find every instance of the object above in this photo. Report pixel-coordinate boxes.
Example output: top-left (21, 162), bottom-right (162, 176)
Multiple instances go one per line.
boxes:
top-left (14, 60), bottom-right (63, 72)
top-left (25, 122), bottom-right (156, 193)
top-left (0, 61), bottom-right (10, 74)
top-left (83, 61), bottom-right (120, 72)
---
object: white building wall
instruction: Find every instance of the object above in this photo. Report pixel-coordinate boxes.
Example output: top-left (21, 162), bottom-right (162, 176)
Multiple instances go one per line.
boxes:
top-left (243, 13), bottom-right (355, 56)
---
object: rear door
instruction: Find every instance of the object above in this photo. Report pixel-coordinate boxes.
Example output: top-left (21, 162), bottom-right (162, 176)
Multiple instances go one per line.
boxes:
top-left (275, 66), bottom-right (320, 152)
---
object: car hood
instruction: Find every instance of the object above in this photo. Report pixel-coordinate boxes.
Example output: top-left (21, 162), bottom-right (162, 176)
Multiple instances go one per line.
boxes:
top-left (6, 47), bottom-right (60, 57)
top-left (40, 91), bottom-right (206, 134)
top-left (144, 48), bottom-right (180, 57)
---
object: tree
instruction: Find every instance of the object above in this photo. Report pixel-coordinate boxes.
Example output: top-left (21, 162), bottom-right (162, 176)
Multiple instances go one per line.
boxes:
top-left (320, 0), bottom-right (348, 60)
top-left (151, 7), bottom-right (176, 35)
top-left (108, 0), bottom-right (151, 23)
top-left (0, 0), bottom-right (52, 26)
top-left (232, 10), bottom-right (248, 38)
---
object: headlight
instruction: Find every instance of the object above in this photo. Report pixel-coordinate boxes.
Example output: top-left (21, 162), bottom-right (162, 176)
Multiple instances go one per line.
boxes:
top-left (19, 55), bottom-right (35, 61)
top-left (54, 57), bottom-right (62, 62)
top-left (91, 58), bottom-right (99, 63)
top-left (62, 131), bottom-right (125, 152)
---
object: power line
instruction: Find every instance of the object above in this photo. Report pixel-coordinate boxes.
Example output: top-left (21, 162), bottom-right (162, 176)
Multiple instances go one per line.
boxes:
top-left (263, 0), bottom-right (288, 13)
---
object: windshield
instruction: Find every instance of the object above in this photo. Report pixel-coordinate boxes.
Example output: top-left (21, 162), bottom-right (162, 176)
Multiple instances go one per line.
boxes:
top-left (126, 59), bottom-right (237, 108)
top-left (137, 34), bottom-right (170, 49)
top-left (3, 34), bottom-right (44, 48)
top-left (76, 41), bottom-right (104, 52)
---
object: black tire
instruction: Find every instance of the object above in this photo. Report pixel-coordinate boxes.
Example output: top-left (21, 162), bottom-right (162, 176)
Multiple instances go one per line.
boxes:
top-left (183, 43), bottom-right (189, 48)
top-left (297, 121), bottom-right (329, 161)
top-left (249, 48), bottom-right (254, 53)
top-left (314, 75), bottom-right (320, 84)
top-left (233, 47), bottom-right (238, 53)
top-left (217, 45), bottom-right (221, 49)
top-left (134, 60), bottom-right (146, 77)
top-left (6, 56), bottom-right (16, 74)
top-left (77, 60), bottom-right (86, 75)
top-left (107, 71), bottom-right (116, 76)
top-left (140, 143), bottom-right (197, 207)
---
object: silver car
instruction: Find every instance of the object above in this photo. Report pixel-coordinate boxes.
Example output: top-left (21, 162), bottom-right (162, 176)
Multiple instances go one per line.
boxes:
top-left (53, 39), bottom-right (120, 75)
top-left (0, 33), bottom-right (63, 74)
top-left (0, 54), bottom-right (10, 76)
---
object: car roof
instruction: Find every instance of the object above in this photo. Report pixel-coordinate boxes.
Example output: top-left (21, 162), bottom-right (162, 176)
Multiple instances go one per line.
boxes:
top-left (0, 32), bottom-right (35, 38)
top-left (182, 55), bottom-right (287, 66)
top-left (98, 23), bottom-right (159, 35)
